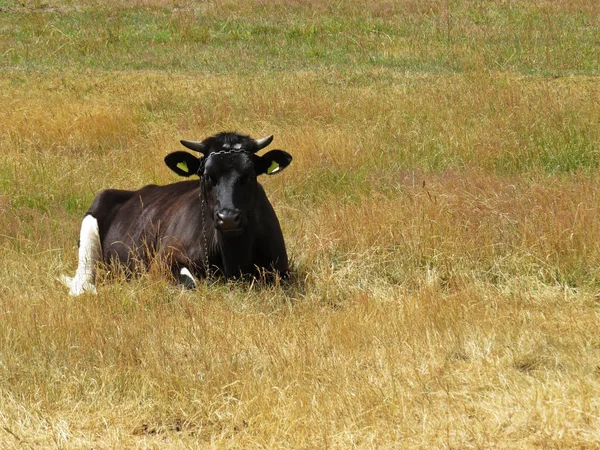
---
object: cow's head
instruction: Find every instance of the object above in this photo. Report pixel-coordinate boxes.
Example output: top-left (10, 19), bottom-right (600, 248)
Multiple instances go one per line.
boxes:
top-left (164, 132), bottom-right (292, 236)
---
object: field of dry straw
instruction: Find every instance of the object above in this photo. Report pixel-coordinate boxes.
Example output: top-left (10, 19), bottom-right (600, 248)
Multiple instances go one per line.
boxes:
top-left (1, 0), bottom-right (600, 448)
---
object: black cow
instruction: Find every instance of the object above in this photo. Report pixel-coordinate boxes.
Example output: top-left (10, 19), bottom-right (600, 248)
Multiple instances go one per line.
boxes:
top-left (61, 132), bottom-right (292, 295)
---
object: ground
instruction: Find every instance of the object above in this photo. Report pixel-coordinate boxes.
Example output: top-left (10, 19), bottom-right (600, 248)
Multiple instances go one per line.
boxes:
top-left (1, 0), bottom-right (599, 447)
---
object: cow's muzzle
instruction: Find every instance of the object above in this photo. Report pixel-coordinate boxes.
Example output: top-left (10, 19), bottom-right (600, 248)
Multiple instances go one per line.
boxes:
top-left (215, 209), bottom-right (243, 233)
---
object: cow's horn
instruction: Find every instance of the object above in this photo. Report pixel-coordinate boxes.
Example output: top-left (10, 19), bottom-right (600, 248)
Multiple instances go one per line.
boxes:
top-left (180, 140), bottom-right (207, 154)
top-left (253, 135), bottom-right (273, 151)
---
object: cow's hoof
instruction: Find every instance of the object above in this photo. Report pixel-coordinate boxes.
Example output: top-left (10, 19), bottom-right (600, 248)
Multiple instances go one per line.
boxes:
top-left (179, 267), bottom-right (198, 290)
top-left (59, 275), bottom-right (97, 296)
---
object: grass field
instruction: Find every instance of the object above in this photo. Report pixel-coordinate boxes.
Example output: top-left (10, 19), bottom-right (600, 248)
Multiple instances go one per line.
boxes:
top-left (1, 0), bottom-right (600, 447)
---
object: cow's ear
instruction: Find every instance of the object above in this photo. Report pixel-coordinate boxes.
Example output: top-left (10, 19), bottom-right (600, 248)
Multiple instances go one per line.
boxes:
top-left (255, 150), bottom-right (292, 176)
top-left (164, 152), bottom-right (201, 177)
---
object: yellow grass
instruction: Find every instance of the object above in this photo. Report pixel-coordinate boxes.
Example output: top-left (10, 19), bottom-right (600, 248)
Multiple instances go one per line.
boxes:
top-left (1, 1), bottom-right (600, 447)
top-left (2, 69), bottom-right (600, 448)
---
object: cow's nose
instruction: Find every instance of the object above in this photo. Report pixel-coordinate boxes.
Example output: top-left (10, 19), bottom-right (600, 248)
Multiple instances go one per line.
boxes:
top-left (216, 210), bottom-right (242, 231)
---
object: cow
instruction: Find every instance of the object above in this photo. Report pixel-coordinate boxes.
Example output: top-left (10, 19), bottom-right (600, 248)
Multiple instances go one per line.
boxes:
top-left (61, 132), bottom-right (292, 296)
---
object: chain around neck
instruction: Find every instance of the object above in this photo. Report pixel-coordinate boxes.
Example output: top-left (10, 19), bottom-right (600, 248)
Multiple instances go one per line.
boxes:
top-left (199, 179), bottom-right (211, 279)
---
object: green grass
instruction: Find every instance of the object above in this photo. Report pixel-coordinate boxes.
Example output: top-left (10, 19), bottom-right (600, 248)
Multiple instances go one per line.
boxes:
top-left (1, 1), bottom-right (598, 74)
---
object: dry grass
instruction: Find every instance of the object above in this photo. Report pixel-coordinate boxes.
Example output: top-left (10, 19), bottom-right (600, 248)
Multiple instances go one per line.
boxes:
top-left (1, 0), bottom-right (600, 448)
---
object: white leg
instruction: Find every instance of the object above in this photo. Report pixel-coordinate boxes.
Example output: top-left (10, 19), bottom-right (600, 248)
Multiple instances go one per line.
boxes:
top-left (61, 215), bottom-right (101, 296)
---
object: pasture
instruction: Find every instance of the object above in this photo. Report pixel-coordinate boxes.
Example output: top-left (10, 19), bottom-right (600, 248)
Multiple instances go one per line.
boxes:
top-left (1, 0), bottom-right (599, 447)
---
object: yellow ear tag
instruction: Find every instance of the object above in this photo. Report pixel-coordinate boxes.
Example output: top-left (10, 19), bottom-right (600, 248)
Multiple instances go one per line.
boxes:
top-left (177, 161), bottom-right (189, 173)
top-left (267, 161), bottom-right (280, 174)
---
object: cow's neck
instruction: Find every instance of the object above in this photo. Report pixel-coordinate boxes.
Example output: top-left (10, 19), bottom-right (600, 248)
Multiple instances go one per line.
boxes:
top-left (212, 230), bottom-right (255, 277)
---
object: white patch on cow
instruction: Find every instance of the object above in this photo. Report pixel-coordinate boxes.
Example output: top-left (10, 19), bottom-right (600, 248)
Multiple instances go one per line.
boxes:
top-left (222, 143), bottom-right (231, 149)
top-left (62, 215), bottom-right (101, 296)
top-left (180, 267), bottom-right (197, 289)
top-left (233, 143), bottom-right (242, 149)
